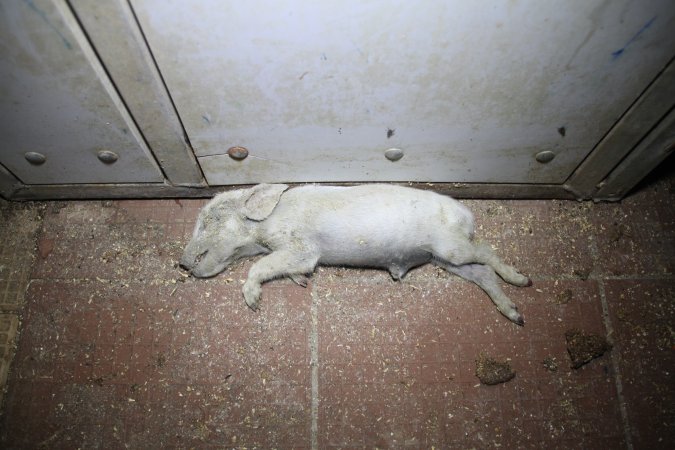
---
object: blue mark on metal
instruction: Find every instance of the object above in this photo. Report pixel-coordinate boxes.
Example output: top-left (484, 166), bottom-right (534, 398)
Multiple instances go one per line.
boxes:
top-left (22, 0), bottom-right (73, 50)
top-left (611, 15), bottom-right (656, 60)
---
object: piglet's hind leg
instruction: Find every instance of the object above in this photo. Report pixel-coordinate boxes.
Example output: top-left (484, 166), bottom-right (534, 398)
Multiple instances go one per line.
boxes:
top-left (472, 242), bottom-right (532, 287)
top-left (431, 237), bottom-right (531, 287)
top-left (435, 261), bottom-right (525, 325)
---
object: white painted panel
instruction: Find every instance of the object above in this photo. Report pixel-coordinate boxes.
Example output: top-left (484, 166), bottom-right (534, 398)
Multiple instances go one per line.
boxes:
top-left (0, 0), bottom-right (163, 184)
top-left (131, 0), bottom-right (675, 185)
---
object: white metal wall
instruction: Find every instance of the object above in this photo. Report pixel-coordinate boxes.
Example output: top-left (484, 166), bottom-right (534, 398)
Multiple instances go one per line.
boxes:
top-left (0, 0), bottom-right (674, 198)
top-left (0, 0), bottom-right (164, 184)
top-left (131, 0), bottom-right (675, 185)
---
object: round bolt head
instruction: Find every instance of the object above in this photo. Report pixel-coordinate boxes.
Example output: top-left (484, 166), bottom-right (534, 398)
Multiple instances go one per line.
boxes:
top-left (384, 147), bottom-right (404, 162)
top-left (97, 150), bottom-right (119, 164)
top-left (227, 146), bottom-right (249, 160)
top-left (24, 152), bottom-right (46, 165)
top-left (535, 150), bottom-right (556, 163)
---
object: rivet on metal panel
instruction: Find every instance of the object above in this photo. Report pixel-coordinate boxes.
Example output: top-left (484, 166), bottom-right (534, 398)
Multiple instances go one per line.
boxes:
top-left (535, 151), bottom-right (555, 163)
top-left (97, 150), bottom-right (119, 164)
top-left (24, 152), bottom-right (46, 165)
top-left (227, 146), bottom-right (249, 160)
top-left (384, 148), bottom-right (404, 162)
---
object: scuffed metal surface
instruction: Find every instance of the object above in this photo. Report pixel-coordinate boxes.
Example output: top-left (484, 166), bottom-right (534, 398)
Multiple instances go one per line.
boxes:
top-left (131, 0), bottom-right (675, 185)
top-left (0, 0), bottom-right (163, 184)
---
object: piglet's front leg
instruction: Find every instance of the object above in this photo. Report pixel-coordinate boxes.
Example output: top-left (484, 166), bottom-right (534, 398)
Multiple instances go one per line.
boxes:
top-left (243, 250), bottom-right (320, 310)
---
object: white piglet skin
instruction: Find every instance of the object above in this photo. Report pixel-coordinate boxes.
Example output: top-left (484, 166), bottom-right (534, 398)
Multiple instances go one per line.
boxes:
top-left (181, 184), bottom-right (532, 325)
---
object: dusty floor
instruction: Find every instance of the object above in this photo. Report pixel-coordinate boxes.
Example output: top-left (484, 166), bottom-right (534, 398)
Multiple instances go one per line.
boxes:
top-left (0, 174), bottom-right (673, 449)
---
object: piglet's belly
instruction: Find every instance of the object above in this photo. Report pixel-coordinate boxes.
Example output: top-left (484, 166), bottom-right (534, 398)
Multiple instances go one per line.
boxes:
top-left (317, 240), bottom-right (432, 269)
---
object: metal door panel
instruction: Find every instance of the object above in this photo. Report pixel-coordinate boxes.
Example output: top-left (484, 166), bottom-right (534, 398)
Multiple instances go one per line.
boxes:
top-left (133, 1), bottom-right (675, 184)
top-left (0, 0), bottom-right (164, 185)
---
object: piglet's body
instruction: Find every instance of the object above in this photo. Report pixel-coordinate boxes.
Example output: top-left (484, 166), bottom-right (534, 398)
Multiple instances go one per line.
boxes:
top-left (181, 184), bottom-right (531, 324)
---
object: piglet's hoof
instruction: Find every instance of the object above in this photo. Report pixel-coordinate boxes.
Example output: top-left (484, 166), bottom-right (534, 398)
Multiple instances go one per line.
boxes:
top-left (290, 274), bottom-right (310, 288)
top-left (506, 309), bottom-right (525, 326)
top-left (526, 278), bottom-right (533, 287)
top-left (246, 300), bottom-right (259, 312)
top-left (243, 285), bottom-right (261, 311)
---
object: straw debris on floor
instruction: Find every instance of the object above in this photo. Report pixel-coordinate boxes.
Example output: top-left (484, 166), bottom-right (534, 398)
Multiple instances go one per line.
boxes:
top-left (0, 169), bottom-right (673, 448)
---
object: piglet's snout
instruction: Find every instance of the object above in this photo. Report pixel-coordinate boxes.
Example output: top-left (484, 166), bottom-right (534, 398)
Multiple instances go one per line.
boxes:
top-left (179, 249), bottom-right (207, 272)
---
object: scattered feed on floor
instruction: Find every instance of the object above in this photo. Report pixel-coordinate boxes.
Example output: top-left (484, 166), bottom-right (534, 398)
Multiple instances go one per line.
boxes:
top-left (543, 356), bottom-right (559, 372)
top-left (555, 289), bottom-right (573, 304)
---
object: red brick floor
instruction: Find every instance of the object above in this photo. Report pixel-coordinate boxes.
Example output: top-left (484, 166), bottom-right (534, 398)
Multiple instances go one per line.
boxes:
top-left (0, 177), bottom-right (673, 449)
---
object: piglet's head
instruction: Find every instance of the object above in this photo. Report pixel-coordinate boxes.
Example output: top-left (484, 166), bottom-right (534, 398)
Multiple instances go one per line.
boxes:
top-left (180, 184), bottom-right (288, 277)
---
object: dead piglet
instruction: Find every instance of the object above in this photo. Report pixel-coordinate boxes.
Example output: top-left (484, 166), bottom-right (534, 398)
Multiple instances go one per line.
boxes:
top-left (181, 184), bottom-right (532, 324)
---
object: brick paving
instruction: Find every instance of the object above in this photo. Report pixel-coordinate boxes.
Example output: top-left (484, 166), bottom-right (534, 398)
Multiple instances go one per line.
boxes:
top-left (0, 174), bottom-right (673, 448)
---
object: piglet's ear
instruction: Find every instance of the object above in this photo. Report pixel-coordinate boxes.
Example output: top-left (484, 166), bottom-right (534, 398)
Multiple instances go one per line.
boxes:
top-left (242, 184), bottom-right (289, 221)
